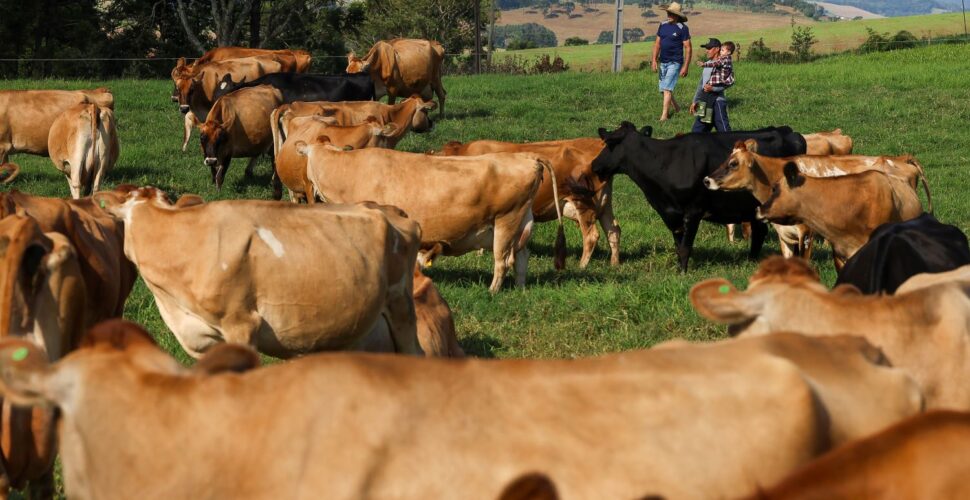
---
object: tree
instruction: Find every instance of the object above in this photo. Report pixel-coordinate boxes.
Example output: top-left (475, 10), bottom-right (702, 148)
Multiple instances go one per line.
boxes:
top-left (175, 0), bottom-right (303, 50)
top-left (789, 22), bottom-right (817, 61)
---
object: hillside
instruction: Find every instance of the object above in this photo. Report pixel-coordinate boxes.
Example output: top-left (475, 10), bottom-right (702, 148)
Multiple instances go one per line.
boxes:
top-left (811, 0), bottom-right (957, 17)
top-left (811, 1), bottom-right (884, 19)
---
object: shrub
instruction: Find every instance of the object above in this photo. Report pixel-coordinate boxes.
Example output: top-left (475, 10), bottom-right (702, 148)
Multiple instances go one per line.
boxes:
top-left (641, 9), bottom-right (658, 17)
top-left (564, 37), bottom-right (590, 46)
top-left (493, 23), bottom-right (558, 49)
top-left (789, 25), bottom-right (817, 62)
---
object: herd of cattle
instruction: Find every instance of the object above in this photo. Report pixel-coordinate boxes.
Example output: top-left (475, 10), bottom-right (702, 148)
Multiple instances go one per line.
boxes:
top-left (0, 38), bottom-right (968, 498)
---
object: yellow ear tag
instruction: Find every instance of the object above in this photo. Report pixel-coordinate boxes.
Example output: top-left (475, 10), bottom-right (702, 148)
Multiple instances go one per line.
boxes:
top-left (718, 285), bottom-right (731, 294)
top-left (426, 259), bottom-right (433, 268)
top-left (11, 347), bottom-right (28, 361)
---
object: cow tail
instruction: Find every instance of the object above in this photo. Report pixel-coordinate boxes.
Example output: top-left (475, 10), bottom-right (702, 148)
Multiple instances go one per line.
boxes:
top-left (538, 158), bottom-right (567, 271)
top-left (907, 156), bottom-right (933, 214)
top-left (0, 163), bottom-right (20, 184)
top-left (270, 105), bottom-right (286, 160)
top-left (89, 103), bottom-right (100, 193)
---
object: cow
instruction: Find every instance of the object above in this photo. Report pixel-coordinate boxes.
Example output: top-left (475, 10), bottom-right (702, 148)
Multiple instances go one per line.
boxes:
top-left (0, 88), bottom-right (114, 183)
top-left (0, 189), bottom-right (137, 325)
top-left (590, 122), bottom-right (807, 271)
top-left (210, 72), bottom-right (375, 103)
top-left (347, 38), bottom-right (447, 117)
top-left (275, 95), bottom-right (437, 129)
top-left (171, 47), bottom-right (311, 83)
top-left (47, 103), bottom-right (119, 199)
top-left (198, 85), bottom-right (283, 190)
top-left (703, 140), bottom-right (932, 260)
top-left (0, 321), bottom-right (921, 499)
top-left (757, 163), bottom-right (924, 269)
top-left (174, 56), bottom-right (290, 151)
top-left (802, 128), bottom-right (854, 155)
top-left (414, 265), bottom-right (464, 358)
top-left (0, 215), bottom-right (85, 499)
top-left (835, 214), bottom-right (970, 295)
top-left (745, 411), bottom-right (970, 499)
top-left (690, 255), bottom-right (970, 410)
top-left (297, 141), bottom-right (564, 293)
top-left (438, 138), bottom-right (619, 269)
top-left (93, 187), bottom-right (423, 359)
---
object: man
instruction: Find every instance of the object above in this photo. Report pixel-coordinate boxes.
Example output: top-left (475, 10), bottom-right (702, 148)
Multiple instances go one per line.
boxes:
top-left (689, 38), bottom-right (731, 133)
top-left (651, 2), bottom-right (691, 122)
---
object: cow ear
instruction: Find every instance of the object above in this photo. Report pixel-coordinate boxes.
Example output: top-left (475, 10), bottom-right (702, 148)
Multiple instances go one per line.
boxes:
top-left (497, 473), bottom-right (559, 500)
top-left (733, 140), bottom-right (747, 151)
top-left (422, 100), bottom-right (438, 110)
top-left (347, 51), bottom-right (355, 63)
top-left (744, 139), bottom-right (759, 153)
top-left (91, 191), bottom-right (127, 218)
top-left (295, 141), bottom-right (310, 157)
top-left (832, 283), bottom-right (862, 296)
top-left (597, 127), bottom-right (608, 140)
top-left (175, 194), bottom-right (205, 208)
top-left (192, 344), bottom-right (260, 376)
top-left (639, 125), bottom-right (653, 137)
top-left (176, 57), bottom-right (186, 69)
top-left (0, 339), bottom-right (57, 407)
top-left (378, 43), bottom-right (394, 81)
top-left (380, 123), bottom-right (400, 137)
top-left (689, 279), bottom-right (765, 326)
top-left (783, 162), bottom-right (805, 188)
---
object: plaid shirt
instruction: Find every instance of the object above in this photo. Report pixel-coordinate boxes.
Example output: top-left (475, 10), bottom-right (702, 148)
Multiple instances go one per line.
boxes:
top-left (702, 55), bottom-right (735, 87)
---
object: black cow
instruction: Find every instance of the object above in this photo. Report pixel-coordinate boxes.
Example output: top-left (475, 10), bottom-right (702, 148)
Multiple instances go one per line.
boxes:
top-left (591, 121), bottom-right (807, 271)
top-left (835, 214), bottom-right (970, 294)
top-left (212, 72), bottom-right (375, 103)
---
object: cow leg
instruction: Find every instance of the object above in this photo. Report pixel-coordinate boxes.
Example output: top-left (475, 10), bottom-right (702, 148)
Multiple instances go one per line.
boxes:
top-left (244, 156), bottom-right (258, 178)
top-left (27, 468), bottom-right (54, 500)
top-left (676, 215), bottom-right (702, 272)
top-left (726, 224), bottom-right (736, 243)
top-left (747, 220), bottom-right (769, 260)
top-left (571, 202), bottom-right (600, 269)
top-left (270, 152), bottom-right (283, 201)
top-left (215, 157), bottom-right (231, 190)
top-left (434, 82), bottom-right (446, 118)
top-left (384, 276), bottom-right (421, 356)
top-left (181, 111), bottom-right (196, 152)
top-left (513, 212), bottom-right (536, 288)
top-left (490, 213), bottom-right (527, 293)
top-left (596, 190), bottom-right (621, 266)
top-left (68, 161), bottom-right (83, 199)
top-left (802, 230), bottom-right (816, 261)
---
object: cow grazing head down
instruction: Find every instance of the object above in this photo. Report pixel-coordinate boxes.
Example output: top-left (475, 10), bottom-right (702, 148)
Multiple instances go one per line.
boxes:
top-left (591, 122), bottom-right (652, 179)
top-left (757, 163), bottom-right (806, 225)
top-left (345, 51), bottom-right (369, 74)
top-left (198, 120), bottom-right (229, 169)
top-left (410, 96), bottom-right (437, 133)
top-left (704, 139), bottom-right (762, 191)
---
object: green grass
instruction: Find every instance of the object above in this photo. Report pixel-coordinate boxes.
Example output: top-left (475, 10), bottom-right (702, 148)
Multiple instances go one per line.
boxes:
top-left (496, 12), bottom-right (969, 70)
top-left (3, 43), bottom-right (970, 496)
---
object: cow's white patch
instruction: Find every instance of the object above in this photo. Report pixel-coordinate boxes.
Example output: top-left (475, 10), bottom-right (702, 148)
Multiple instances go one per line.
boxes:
top-left (256, 227), bottom-right (285, 257)
top-left (219, 82), bottom-right (227, 89)
top-left (824, 167), bottom-right (847, 177)
top-left (204, 157), bottom-right (217, 164)
top-left (562, 201), bottom-right (579, 219)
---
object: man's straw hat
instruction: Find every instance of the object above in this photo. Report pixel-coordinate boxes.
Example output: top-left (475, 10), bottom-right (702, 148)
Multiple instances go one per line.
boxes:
top-left (666, 2), bottom-right (688, 22)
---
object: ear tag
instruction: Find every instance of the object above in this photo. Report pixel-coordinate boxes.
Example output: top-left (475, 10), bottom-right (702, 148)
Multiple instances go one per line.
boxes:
top-left (11, 347), bottom-right (28, 362)
top-left (99, 199), bottom-right (106, 208)
top-left (718, 285), bottom-right (731, 294)
top-left (426, 259), bottom-right (433, 268)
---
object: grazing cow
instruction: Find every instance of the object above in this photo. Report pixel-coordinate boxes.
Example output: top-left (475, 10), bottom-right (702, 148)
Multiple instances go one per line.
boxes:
top-left (836, 214), bottom-right (970, 295)
top-left (438, 138), bottom-right (619, 269)
top-left (171, 47), bottom-right (311, 83)
top-left (0, 215), bottom-right (85, 498)
top-left (757, 163), bottom-right (924, 269)
top-left (745, 411), bottom-right (970, 500)
top-left (590, 122), bottom-right (806, 271)
top-left (0, 322), bottom-right (919, 499)
top-left (0, 189), bottom-right (135, 324)
top-left (277, 95), bottom-right (437, 130)
top-left (414, 265), bottom-right (464, 358)
top-left (47, 103), bottom-right (119, 199)
top-left (93, 187), bottom-right (422, 358)
top-left (210, 72), bottom-right (375, 103)
top-left (0, 88), bottom-right (114, 183)
top-left (704, 140), bottom-right (932, 260)
top-left (298, 142), bottom-right (563, 293)
top-left (198, 85), bottom-right (283, 190)
top-left (802, 128), bottom-right (854, 155)
top-left (347, 38), bottom-right (447, 117)
top-left (690, 256), bottom-right (970, 409)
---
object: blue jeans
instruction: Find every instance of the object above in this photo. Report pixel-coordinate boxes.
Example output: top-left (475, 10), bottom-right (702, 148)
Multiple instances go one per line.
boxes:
top-left (692, 97), bottom-right (731, 133)
top-left (658, 62), bottom-right (682, 92)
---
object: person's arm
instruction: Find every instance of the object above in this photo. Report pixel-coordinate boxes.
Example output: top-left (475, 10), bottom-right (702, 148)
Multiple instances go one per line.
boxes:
top-left (651, 36), bottom-right (661, 72)
top-left (680, 38), bottom-right (692, 77)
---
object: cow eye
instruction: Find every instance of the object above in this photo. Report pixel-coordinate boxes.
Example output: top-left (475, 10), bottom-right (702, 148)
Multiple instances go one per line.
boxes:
top-left (729, 161), bottom-right (738, 169)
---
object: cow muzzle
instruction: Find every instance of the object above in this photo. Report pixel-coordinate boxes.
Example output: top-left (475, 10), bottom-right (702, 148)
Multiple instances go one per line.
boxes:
top-left (204, 157), bottom-right (218, 167)
top-left (179, 105), bottom-right (190, 114)
top-left (755, 207), bottom-right (767, 221)
top-left (703, 176), bottom-right (719, 190)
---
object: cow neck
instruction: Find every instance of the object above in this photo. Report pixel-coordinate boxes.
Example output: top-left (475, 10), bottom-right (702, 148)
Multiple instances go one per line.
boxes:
top-left (0, 220), bottom-right (42, 338)
top-left (749, 155), bottom-right (784, 203)
top-left (386, 100), bottom-right (418, 138)
top-left (772, 176), bottom-right (863, 255)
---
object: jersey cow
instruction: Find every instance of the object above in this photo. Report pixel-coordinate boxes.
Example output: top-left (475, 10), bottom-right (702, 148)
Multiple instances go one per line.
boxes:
top-left (691, 256), bottom-right (970, 410)
top-left (438, 138), bottom-right (618, 270)
top-left (211, 72), bottom-right (375, 103)
top-left (47, 103), bottom-right (119, 199)
top-left (0, 323), bottom-right (920, 499)
top-left (836, 214), bottom-right (970, 295)
top-left (802, 128), bottom-right (854, 155)
top-left (591, 122), bottom-right (806, 271)
top-left (93, 188), bottom-right (422, 359)
top-left (297, 142), bottom-right (563, 293)
top-left (347, 38), bottom-right (447, 117)
top-left (171, 47), bottom-right (311, 84)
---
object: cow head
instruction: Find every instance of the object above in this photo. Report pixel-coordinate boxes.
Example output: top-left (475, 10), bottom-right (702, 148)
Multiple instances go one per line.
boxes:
top-left (175, 74), bottom-right (202, 114)
top-left (345, 51), bottom-right (368, 73)
top-left (704, 139), bottom-right (762, 191)
top-left (93, 186), bottom-right (174, 222)
top-left (198, 106), bottom-right (232, 181)
top-left (757, 162), bottom-right (805, 225)
top-left (409, 96), bottom-right (437, 133)
top-left (591, 121), bottom-right (640, 179)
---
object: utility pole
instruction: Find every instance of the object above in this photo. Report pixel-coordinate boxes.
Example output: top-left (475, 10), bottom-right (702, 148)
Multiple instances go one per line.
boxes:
top-left (488, 0), bottom-right (496, 67)
top-left (612, 0), bottom-right (623, 73)
top-left (963, 0), bottom-right (968, 39)
top-left (475, 0), bottom-right (482, 74)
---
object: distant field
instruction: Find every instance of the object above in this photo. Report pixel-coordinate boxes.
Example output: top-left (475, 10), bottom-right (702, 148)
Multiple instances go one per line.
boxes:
top-left (496, 12), bottom-right (968, 71)
top-left (812, 1), bottom-right (885, 19)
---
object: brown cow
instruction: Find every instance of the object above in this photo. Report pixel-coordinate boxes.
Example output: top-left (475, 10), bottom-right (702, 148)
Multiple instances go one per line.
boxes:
top-left (414, 265), bottom-right (464, 358)
top-left (745, 411), bottom-right (970, 499)
top-left (438, 138), bottom-right (618, 269)
top-left (198, 85), bottom-right (283, 189)
top-left (0, 322), bottom-right (920, 499)
top-left (803, 128), bottom-right (854, 155)
top-left (691, 256), bottom-right (970, 410)
top-left (757, 163), bottom-right (924, 269)
top-left (47, 103), bottom-right (119, 199)
top-left (287, 95), bottom-right (436, 130)
top-left (170, 47), bottom-right (311, 83)
top-left (0, 88), bottom-right (114, 183)
top-left (0, 215), bottom-right (85, 498)
top-left (347, 38), bottom-right (447, 117)
top-left (298, 142), bottom-right (564, 293)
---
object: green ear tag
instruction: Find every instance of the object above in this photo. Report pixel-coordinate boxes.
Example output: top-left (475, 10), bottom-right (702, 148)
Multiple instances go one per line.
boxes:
top-left (99, 199), bottom-right (106, 209)
top-left (11, 347), bottom-right (28, 361)
top-left (718, 285), bottom-right (731, 294)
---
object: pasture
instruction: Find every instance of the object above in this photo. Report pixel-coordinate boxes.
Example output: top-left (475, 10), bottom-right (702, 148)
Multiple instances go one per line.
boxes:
top-left (1, 43), bottom-right (967, 370)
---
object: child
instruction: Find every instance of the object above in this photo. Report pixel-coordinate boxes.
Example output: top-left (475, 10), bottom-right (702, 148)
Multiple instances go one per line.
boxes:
top-left (694, 41), bottom-right (736, 124)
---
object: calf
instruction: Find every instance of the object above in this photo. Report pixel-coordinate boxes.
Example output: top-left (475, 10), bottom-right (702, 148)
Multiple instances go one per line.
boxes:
top-left (211, 72), bottom-right (375, 103)
top-left (93, 188), bottom-right (422, 359)
top-left (691, 256), bottom-right (970, 410)
top-left (836, 214), bottom-right (970, 295)
top-left (802, 128), bottom-right (854, 155)
top-left (0, 321), bottom-right (918, 499)
top-left (746, 411), bottom-right (970, 499)
top-left (47, 103), bottom-right (119, 198)
top-left (414, 265), bottom-right (464, 358)
top-left (298, 141), bottom-right (564, 293)
top-left (438, 138), bottom-right (617, 269)
top-left (198, 85), bottom-right (283, 189)
top-left (591, 122), bottom-right (806, 271)
top-left (758, 163), bottom-right (923, 269)
top-left (347, 38), bottom-right (446, 117)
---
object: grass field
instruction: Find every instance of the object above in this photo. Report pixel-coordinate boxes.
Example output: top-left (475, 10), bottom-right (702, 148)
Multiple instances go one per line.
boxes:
top-left (495, 12), bottom-right (970, 70)
top-left (1, 43), bottom-right (970, 496)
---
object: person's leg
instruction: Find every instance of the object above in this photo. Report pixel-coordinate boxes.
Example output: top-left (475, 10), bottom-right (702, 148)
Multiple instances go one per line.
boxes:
top-left (691, 116), bottom-right (711, 133)
top-left (661, 90), bottom-right (673, 121)
top-left (714, 98), bottom-right (731, 132)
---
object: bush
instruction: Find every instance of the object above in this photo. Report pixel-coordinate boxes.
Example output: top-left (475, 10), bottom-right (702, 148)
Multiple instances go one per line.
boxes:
top-left (596, 28), bottom-right (645, 44)
top-left (564, 37), bottom-right (589, 46)
top-left (493, 23), bottom-right (558, 49)
top-left (789, 25), bottom-right (817, 62)
top-left (641, 9), bottom-right (658, 17)
top-left (484, 54), bottom-right (569, 75)
top-left (506, 39), bottom-right (538, 50)
top-left (859, 28), bottom-right (921, 53)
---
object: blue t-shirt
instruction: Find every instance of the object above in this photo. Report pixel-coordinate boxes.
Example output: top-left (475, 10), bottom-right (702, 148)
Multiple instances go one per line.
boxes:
top-left (657, 21), bottom-right (691, 64)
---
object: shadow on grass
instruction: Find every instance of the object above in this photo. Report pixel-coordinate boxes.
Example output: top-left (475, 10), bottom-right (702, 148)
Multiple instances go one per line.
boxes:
top-left (460, 333), bottom-right (502, 358)
top-left (441, 109), bottom-right (492, 121)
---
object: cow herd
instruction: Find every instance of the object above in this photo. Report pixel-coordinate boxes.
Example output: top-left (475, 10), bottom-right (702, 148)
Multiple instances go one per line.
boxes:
top-left (0, 37), bottom-right (968, 499)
